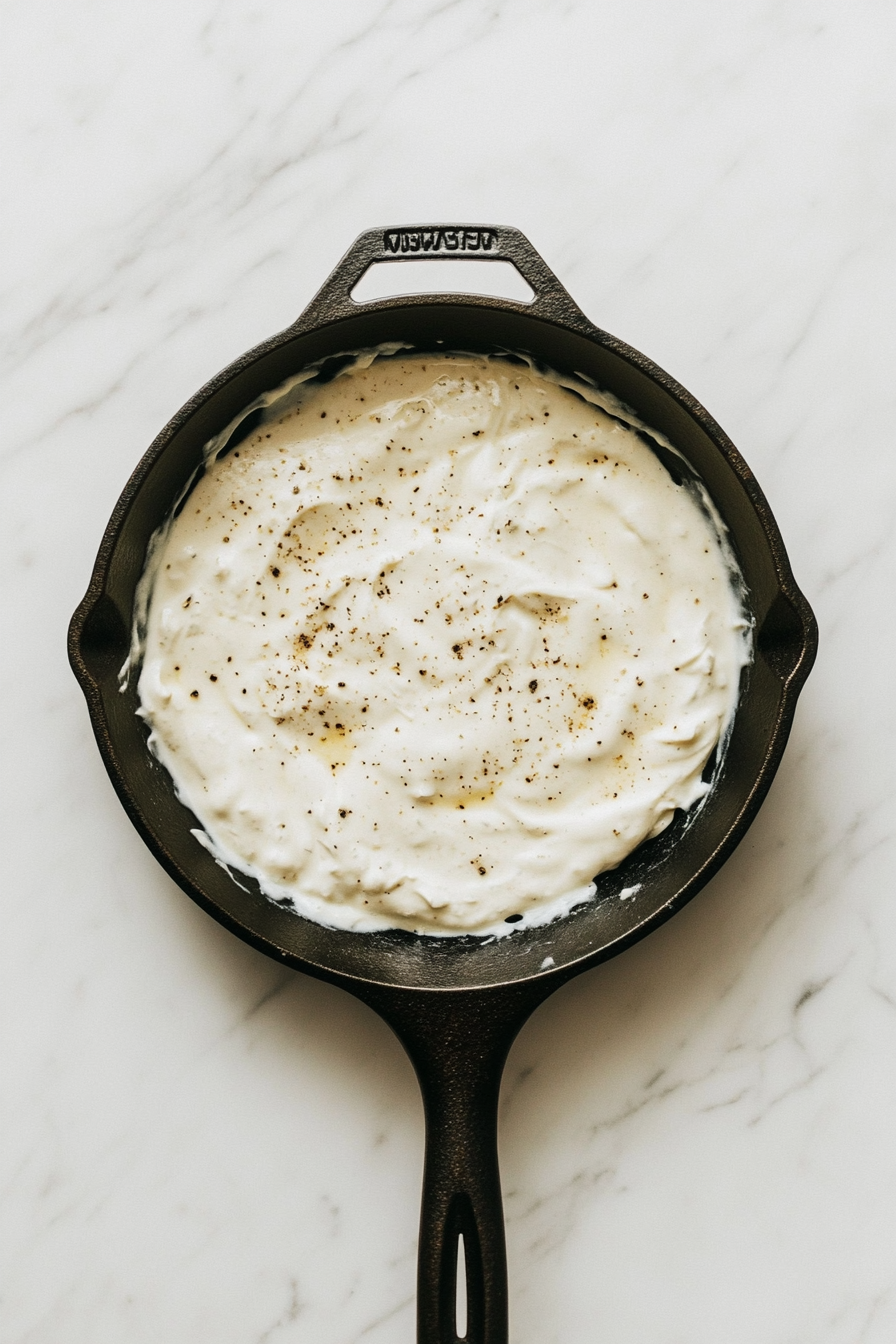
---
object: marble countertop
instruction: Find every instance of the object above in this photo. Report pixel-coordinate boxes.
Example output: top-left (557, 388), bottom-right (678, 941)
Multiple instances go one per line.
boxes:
top-left (3, 3), bottom-right (895, 1340)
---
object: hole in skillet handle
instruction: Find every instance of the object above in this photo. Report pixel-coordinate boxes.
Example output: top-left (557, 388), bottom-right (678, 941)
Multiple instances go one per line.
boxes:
top-left (351, 258), bottom-right (535, 305)
top-left (437, 1193), bottom-right (484, 1344)
top-left (456, 1233), bottom-right (468, 1340)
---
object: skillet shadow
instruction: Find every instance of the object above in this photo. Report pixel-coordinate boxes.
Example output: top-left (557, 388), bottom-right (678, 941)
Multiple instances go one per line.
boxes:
top-left (143, 702), bottom-right (821, 1336)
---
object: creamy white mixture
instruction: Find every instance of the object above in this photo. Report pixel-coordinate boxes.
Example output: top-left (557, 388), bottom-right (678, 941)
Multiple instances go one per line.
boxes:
top-left (136, 353), bottom-right (749, 935)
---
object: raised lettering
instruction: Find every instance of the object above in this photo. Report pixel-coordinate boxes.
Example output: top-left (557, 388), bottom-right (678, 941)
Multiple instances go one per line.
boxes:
top-left (381, 228), bottom-right (499, 256)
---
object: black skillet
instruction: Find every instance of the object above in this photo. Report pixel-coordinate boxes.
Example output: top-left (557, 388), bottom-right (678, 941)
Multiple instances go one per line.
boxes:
top-left (69, 225), bottom-right (817, 1344)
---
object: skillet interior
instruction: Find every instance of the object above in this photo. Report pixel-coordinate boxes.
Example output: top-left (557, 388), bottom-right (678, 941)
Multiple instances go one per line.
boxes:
top-left (70, 298), bottom-right (816, 993)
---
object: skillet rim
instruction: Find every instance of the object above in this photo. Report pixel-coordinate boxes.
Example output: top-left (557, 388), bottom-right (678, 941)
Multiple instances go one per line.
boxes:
top-left (68, 234), bottom-right (818, 996)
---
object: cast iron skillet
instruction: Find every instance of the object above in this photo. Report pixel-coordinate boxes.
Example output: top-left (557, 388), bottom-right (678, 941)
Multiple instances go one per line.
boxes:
top-left (69, 225), bottom-right (817, 1344)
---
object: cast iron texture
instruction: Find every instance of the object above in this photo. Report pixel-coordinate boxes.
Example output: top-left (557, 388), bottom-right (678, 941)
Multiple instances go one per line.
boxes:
top-left (69, 224), bottom-right (817, 1344)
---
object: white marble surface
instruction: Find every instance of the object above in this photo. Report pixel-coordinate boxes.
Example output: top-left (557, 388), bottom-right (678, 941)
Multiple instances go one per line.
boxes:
top-left (3, 2), bottom-right (895, 1340)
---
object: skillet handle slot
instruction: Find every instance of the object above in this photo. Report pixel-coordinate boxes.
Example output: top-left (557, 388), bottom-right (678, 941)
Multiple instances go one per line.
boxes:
top-left (293, 223), bottom-right (589, 330)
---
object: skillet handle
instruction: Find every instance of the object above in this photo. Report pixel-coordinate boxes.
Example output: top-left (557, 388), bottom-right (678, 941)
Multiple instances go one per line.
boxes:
top-left (416, 1039), bottom-right (507, 1344)
top-left (364, 985), bottom-right (544, 1344)
top-left (293, 223), bottom-right (589, 329)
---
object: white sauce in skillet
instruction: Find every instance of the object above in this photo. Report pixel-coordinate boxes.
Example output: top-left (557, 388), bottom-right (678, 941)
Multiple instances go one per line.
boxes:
top-left (136, 353), bottom-right (750, 935)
